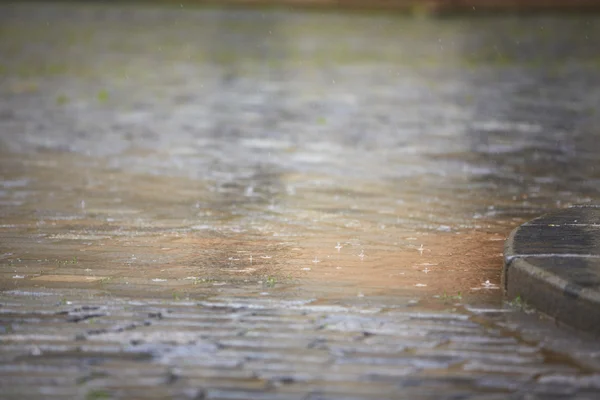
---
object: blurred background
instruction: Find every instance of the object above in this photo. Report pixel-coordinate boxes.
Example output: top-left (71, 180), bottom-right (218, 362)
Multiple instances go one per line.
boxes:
top-left (123, 0), bottom-right (600, 12)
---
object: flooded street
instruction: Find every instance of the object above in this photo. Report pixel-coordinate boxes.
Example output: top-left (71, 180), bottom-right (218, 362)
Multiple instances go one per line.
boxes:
top-left (2, 3), bottom-right (600, 399)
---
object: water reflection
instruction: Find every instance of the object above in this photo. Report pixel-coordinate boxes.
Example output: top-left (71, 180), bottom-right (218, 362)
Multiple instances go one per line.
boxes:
top-left (0, 4), bottom-right (599, 306)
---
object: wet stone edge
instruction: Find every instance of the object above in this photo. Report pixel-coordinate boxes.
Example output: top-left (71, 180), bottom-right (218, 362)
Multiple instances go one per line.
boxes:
top-left (503, 206), bottom-right (600, 335)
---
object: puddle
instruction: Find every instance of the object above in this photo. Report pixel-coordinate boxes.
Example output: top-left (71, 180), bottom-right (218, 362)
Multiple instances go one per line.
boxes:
top-left (1, 5), bottom-right (600, 306)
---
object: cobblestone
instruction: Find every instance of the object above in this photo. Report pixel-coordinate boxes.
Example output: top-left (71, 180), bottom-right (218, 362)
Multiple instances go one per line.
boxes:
top-left (2, 290), bottom-right (600, 399)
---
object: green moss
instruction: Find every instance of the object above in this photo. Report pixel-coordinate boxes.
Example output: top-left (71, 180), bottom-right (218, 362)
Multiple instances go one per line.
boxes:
top-left (45, 63), bottom-right (68, 75)
top-left (97, 90), bottom-right (109, 103)
top-left (56, 94), bottom-right (69, 105)
top-left (55, 257), bottom-right (78, 265)
top-left (510, 294), bottom-right (523, 307)
top-left (507, 294), bottom-right (535, 314)
top-left (86, 389), bottom-right (112, 400)
top-left (77, 371), bottom-right (109, 385)
top-left (192, 277), bottom-right (215, 285)
top-left (437, 291), bottom-right (463, 302)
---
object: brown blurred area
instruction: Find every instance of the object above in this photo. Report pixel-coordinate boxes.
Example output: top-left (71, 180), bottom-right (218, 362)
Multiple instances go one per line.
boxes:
top-left (181, 0), bottom-right (600, 12)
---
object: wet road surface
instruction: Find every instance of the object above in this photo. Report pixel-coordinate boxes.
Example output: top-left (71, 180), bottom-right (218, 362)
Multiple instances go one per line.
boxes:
top-left (1, 3), bottom-right (600, 399)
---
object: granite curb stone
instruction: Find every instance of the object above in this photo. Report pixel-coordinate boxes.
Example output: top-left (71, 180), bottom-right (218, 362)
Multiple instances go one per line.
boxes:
top-left (503, 205), bottom-right (600, 334)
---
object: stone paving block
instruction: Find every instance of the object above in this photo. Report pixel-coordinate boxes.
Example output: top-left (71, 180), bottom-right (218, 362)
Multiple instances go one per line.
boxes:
top-left (238, 314), bottom-right (315, 323)
top-left (524, 207), bottom-right (600, 226)
top-left (305, 395), bottom-right (387, 400)
top-left (219, 347), bottom-right (331, 364)
top-left (82, 386), bottom-right (187, 400)
top-left (218, 337), bottom-right (314, 349)
top-left (83, 375), bottom-right (175, 390)
top-left (537, 373), bottom-right (600, 390)
top-left (466, 395), bottom-right (522, 400)
top-left (244, 367), bottom-right (327, 384)
top-left (304, 392), bottom-right (396, 400)
top-left (3, 342), bottom-right (84, 358)
top-left (0, 375), bottom-right (75, 387)
top-left (106, 389), bottom-right (191, 400)
top-left (328, 363), bottom-right (417, 378)
top-left (336, 354), bottom-right (463, 369)
top-left (156, 314), bottom-right (244, 324)
top-left (0, 363), bottom-right (83, 375)
top-left (318, 315), bottom-right (481, 337)
top-left (173, 367), bottom-right (256, 380)
top-left (198, 298), bottom-right (313, 311)
top-left (315, 341), bottom-right (410, 356)
top-left (444, 341), bottom-right (538, 356)
top-left (228, 321), bottom-right (316, 332)
top-left (0, 333), bottom-right (78, 343)
top-left (463, 360), bottom-right (579, 376)
top-left (0, 387), bottom-right (85, 400)
top-left (91, 329), bottom-right (220, 346)
top-left (383, 311), bottom-right (471, 321)
top-left (179, 377), bottom-right (271, 391)
top-left (251, 369), bottom-right (326, 384)
top-left (306, 387), bottom-right (490, 400)
top-left (526, 381), bottom-right (579, 397)
top-left (242, 357), bottom-right (330, 371)
top-left (0, 311), bottom-right (65, 324)
top-left (205, 389), bottom-right (305, 400)
top-left (505, 257), bottom-right (600, 334)
top-left (87, 359), bottom-right (170, 376)
top-left (443, 334), bottom-right (518, 345)
top-left (516, 256), bottom-right (600, 290)
top-left (415, 348), bottom-right (543, 364)
top-left (443, 373), bottom-right (529, 392)
top-left (157, 346), bottom-right (241, 368)
top-left (243, 331), bottom-right (325, 343)
top-left (508, 225), bottom-right (600, 257)
top-left (148, 318), bottom-right (244, 335)
top-left (504, 207), bottom-right (600, 334)
top-left (282, 379), bottom-right (405, 397)
top-left (362, 335), bottom-right (445, 349)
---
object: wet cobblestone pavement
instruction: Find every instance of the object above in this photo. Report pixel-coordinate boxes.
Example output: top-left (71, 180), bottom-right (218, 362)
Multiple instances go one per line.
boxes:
top-left (2, 289), bottom-right (600, 399)
top-left (2, 3), bottom-right (600, 399)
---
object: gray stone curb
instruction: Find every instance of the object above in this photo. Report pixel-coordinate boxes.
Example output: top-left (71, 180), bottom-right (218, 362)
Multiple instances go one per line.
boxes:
top-left (503, 206), bottom-right (600, 335)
